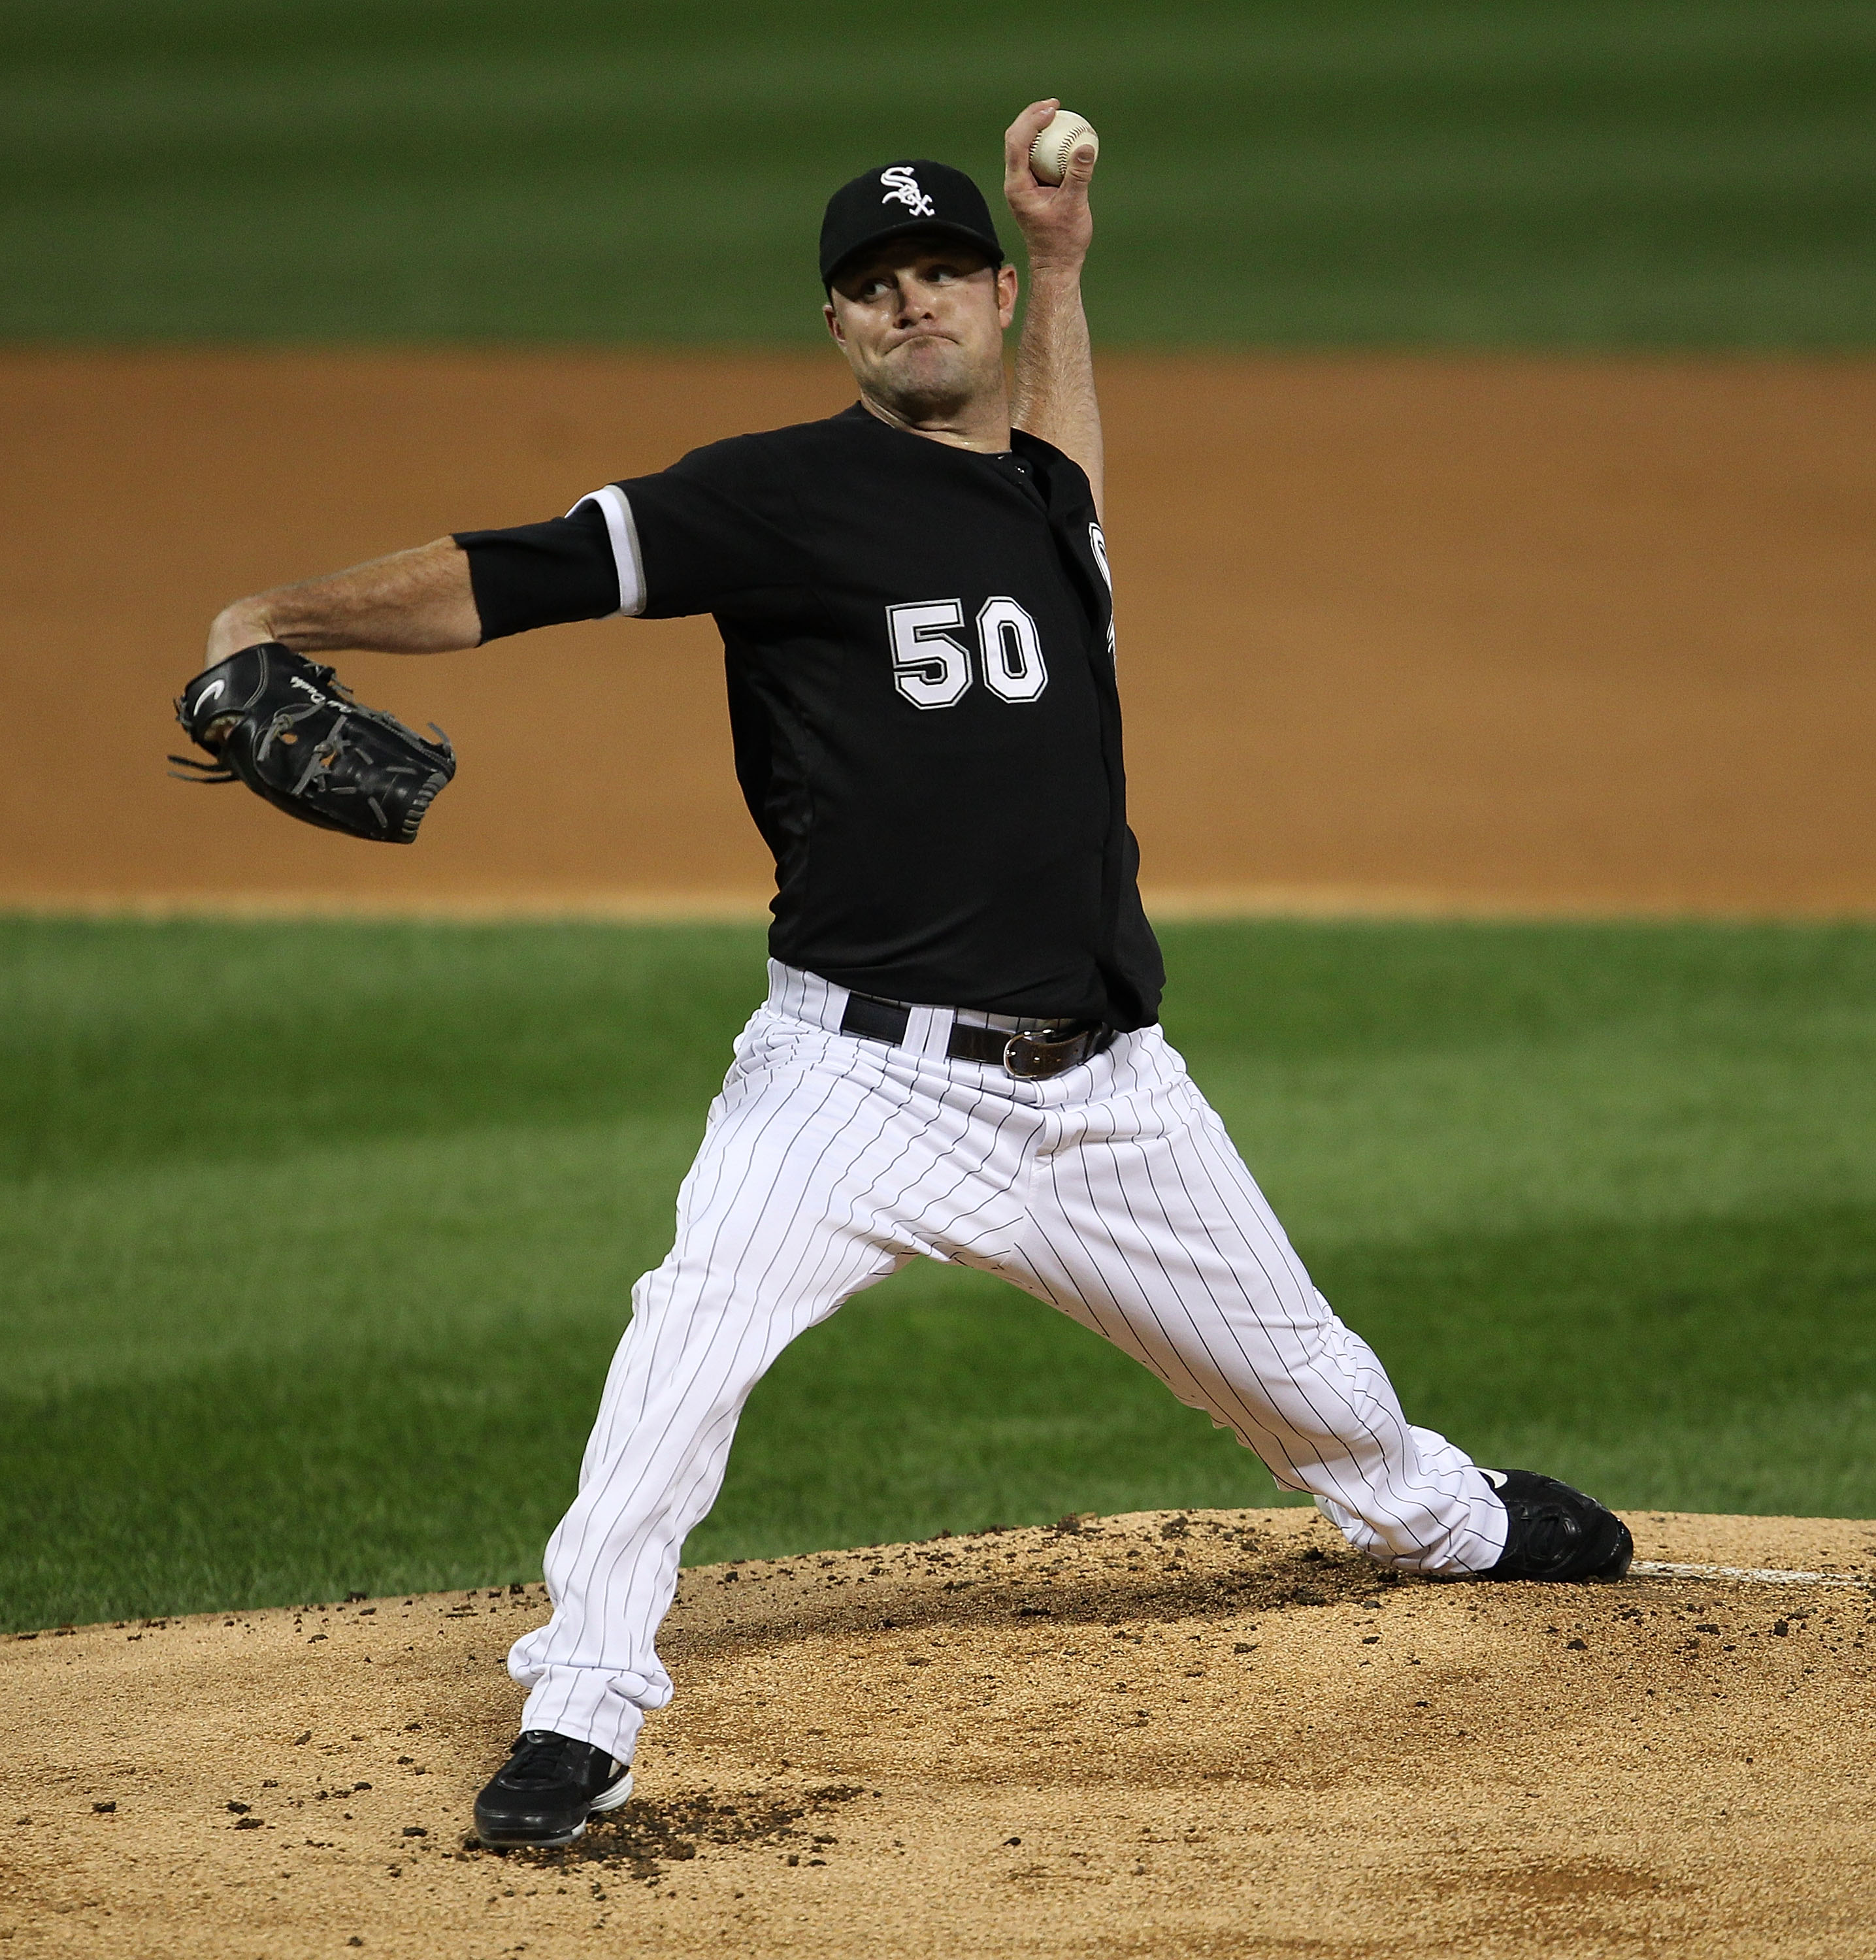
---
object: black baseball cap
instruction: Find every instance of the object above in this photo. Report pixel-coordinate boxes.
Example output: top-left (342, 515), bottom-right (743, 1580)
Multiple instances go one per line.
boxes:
top-left (819, 159), bottom-right (1006, 290)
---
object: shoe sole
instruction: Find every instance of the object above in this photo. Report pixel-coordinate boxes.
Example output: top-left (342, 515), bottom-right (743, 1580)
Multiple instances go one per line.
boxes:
top-left (475, 1771), bottom-right (634, 1850)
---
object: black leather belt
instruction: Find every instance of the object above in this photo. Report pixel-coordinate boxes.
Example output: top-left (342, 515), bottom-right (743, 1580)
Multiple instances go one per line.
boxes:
top-left (838, 992), bottom-right (1113, 1080)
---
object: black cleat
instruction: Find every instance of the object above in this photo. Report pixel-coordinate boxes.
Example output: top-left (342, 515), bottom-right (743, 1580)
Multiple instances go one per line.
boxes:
top-left (472, 1729), bottom-right (633, 1848)
top-left (1479, 1469), bottom-right (1634, 1582)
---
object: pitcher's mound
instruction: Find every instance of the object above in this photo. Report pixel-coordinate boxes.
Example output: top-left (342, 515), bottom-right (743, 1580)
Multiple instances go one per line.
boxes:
top-left (7, 1507), bottom-right (1876, 1957)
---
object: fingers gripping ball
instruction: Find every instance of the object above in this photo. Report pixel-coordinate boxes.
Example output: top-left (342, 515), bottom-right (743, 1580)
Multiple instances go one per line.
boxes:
top-left (1029, 110), bottom-right (1098, 186)
top-left (169, 642), bottom-right (456, 843)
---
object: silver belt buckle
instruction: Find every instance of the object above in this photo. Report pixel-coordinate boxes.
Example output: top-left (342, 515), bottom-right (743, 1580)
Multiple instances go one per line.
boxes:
top-left (1003, 1028), bottom-right (1083, 1080)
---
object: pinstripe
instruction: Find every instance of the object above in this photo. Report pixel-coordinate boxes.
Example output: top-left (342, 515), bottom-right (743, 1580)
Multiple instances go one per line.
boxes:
top-left (891, 1075), bottom-right (1035, 1257)
top-left (1132, 1094), bottom-right (1372, 1468)
top-left (580, 1053), bottom-right (841, 1475)
top-left (815, 1050), bottom-right (949, 1234)
top-left (592, 1041), bottom-right (884, 1528)
top-left (534, 1030), bottom-right (870, 1669)
top-left (1168, 1088), bottom-right (1441, 1539)
top-left (1160, 1111), bottom-right (1409, 1528)
top-left (1017, 1032), bottom-right (1500, 1570)
top-left (509, 972), bottom-right (1506, 1763)
top-left (749, 1047), bottom-right (926, 1332)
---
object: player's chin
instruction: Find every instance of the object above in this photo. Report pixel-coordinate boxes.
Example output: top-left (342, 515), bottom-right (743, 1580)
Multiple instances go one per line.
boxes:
top-left (878, 340), bottom-right (977, 399)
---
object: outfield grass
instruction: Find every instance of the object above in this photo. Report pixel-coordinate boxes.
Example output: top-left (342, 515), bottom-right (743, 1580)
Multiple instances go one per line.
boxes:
top-left (5, 915), bottom-right (1876, 1633)
top-left (4, 1), bottom-right (1873, 344)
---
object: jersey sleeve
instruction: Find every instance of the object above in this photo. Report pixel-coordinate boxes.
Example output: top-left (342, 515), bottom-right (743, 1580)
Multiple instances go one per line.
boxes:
top-left (454, 500), bottom-right (623, 643)
top-left (455, 436), bottom-right (800, 642)
top-left (611, 441), bottom-right (802, 620)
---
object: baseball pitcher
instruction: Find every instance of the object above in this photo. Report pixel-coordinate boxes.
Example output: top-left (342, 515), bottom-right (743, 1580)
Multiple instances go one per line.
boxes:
top-left (182, 102), bottom-right (1632, 1850)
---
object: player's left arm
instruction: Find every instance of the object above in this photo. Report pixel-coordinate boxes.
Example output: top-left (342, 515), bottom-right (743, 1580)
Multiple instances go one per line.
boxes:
top-left (1004, 99), bottom-right (1102, 519)
top-left (206, 538), bottom-right (482, 663)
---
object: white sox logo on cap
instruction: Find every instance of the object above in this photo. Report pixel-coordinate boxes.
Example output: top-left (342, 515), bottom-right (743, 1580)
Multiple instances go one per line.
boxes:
top-left (879, 165), bottom-right (936, 217)
top-left (820, 158), bottom-right (1002, 286)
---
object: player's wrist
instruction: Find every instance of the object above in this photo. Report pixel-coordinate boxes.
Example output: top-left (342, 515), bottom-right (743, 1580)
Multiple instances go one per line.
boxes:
top-left (206, 600), bottom-right (276, 663)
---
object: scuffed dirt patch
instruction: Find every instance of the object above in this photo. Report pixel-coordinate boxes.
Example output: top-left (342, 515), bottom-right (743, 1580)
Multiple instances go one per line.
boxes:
top-left (5, 1507), bottom-right (1876, 1957)
top-left (472, 1782), bottom-right (866, 1887)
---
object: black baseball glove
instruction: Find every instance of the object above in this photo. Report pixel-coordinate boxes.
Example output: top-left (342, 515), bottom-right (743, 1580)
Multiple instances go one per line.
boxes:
top-left (170, 642), bottom-right (455, 845)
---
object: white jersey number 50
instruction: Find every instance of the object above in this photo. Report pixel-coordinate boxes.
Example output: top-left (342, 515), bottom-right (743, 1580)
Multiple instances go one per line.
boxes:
top-left (887, 596), bottom-right (1048, 710)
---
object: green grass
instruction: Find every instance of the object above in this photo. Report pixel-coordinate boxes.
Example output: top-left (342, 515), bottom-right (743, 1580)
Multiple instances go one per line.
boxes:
top-left (5, 1), bottom-right (1874, 344)
top-left (5, 914), bottom-right (1876, 1633)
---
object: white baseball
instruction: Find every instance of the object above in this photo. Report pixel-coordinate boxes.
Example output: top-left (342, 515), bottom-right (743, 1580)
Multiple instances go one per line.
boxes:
top-left (1029, 110), bottom-right (1098, 187)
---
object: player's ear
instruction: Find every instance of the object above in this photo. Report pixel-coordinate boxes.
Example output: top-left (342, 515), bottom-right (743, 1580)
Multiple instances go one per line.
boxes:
top-left (996, 263), bottom-right (1019, 331)
top-left (823, 299), bottom-right (846, 348)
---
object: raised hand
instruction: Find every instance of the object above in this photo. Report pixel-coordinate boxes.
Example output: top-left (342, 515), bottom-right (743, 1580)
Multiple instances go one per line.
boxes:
top-left (1004, 99), bottom-right (1095, 272)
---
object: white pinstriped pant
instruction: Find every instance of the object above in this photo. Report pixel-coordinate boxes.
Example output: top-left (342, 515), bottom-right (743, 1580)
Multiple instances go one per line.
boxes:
top-left (508, 961), bottom-right (1509, 1760)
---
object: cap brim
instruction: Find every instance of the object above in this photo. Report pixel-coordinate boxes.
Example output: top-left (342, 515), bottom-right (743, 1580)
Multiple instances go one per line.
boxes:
top-left (822, 220), bottom-right (1005, 291)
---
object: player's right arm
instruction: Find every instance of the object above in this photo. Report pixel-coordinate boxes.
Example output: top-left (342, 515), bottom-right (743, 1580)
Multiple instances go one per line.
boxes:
top-left (1004, 99), bottom-right (1102, 517)
top-left (206, 537), bottom-right (480, 664)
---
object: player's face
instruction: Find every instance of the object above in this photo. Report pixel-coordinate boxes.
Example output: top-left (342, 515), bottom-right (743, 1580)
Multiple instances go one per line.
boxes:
top-left (824, 238), bottom-right (1019, 421)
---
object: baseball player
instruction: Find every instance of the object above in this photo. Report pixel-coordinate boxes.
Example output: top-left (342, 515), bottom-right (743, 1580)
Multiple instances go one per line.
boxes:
top-left (197, 103), bottom-right (1632, 1850)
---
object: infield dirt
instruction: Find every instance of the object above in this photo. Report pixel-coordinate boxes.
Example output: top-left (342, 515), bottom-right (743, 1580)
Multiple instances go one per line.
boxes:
top-left (4, 350), bottom-right (1875, 915)
top-left (7, 1507), bottom-right (1875, 1959)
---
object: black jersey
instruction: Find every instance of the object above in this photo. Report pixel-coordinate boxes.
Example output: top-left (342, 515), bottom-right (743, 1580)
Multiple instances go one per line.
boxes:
top-left (457, 402), bottom-right (1163, 1028)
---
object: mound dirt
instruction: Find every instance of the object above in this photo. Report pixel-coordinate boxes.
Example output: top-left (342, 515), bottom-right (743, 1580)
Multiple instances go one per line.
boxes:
top-left (7, 1509), bottom-right (1876, 1957)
